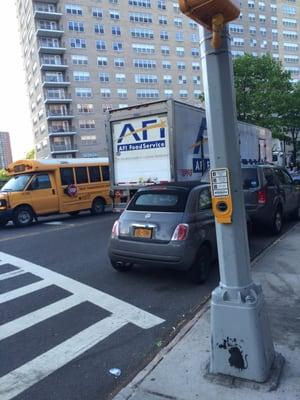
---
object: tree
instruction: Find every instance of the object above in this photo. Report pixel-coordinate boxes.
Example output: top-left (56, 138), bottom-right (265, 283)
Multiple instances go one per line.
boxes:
top-left (25, 149), bottom-right (35, 160)
top-left (0, 169), bottom-right (8, 181)
top-left (233, 54), bottom-right (293, 131)
top-left (281, 82), bottom-right (300, 165)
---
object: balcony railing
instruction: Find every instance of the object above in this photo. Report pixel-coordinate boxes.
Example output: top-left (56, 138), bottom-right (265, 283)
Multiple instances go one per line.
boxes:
top-left (36, 25), bottom-right (64, 37)
top-left (51, 144), bottom-right (78, 152)
top-left (48, 126), bottom-right (76, 135)
top-left (34, 5), bottom-right (62, 20)
top-left (47, 110), bottom-right (74, 118)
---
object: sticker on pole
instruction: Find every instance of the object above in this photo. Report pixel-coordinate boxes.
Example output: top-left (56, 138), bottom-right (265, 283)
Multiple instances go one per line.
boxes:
top-left (210, 168), bottom-right (230, 197)
top-left (210, 168), bottom-right (232, 224)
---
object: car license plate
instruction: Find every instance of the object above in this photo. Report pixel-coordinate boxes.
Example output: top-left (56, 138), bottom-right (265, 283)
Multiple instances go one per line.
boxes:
top-left (134, 227), bottom-right (152, 239)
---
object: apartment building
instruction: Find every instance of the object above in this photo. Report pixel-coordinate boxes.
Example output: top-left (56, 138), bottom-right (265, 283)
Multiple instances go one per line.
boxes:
top-left (0, 132), bottom-right (13, 169)
top-left (230, 0), bottom-right (300, 82)
top-left (16, 0), bottom-right (299, 159)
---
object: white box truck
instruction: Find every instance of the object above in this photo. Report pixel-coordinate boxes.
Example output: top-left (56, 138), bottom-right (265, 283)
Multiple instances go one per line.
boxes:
top-left (106, 99), bottom-right (272, 210)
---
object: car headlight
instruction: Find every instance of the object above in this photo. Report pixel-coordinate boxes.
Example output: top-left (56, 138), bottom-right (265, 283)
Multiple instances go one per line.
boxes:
top-left (0, 199), bottom-right (7, 207)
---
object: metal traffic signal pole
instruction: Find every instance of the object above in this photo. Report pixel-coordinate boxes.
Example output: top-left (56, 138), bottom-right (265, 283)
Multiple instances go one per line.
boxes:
top-left (198, 24), bottom-right (277, 382)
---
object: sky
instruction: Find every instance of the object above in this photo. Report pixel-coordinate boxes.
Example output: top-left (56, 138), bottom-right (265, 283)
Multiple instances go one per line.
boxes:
top-left (0, 2), bottom-right (33, 160)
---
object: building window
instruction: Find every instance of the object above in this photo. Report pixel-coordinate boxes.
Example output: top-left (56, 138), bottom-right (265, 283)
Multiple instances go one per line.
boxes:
top-left (77, 104), bottom-right (94, 113)
top-left (191, 47), bottom-right (199, 56)
top-left (176, 31), bottom-right (184, 41)
top-left (94, 24), bottom-right (104, 34)
top-left (73, 71), bottom-right (90, 81)
top-left (135, 74), bottom-right (158, 83)
top-left (159, 15), bottom-right (167, 25)
top-left (129, 0), bottom-right (151, 7)
top-left (129, 12), bottom-right (152, 23)
top-left (164, 89), bottom-right (173, 98)
top-left (66, 4), bottom-right (83, 15)
top-left (72, 55), bottom-right (88, 65)
top-left (117, 89), bottom-right (128, 98)
top-left (70, 38), bottom-right (86, 48)
top-left (114, 58), bottom-right (125, 67)
top-left (158, 0), bottom-right (166, 10)
top-left (115, 73), bottom-right (126, 82)
top-left (100, 88), bottom-right (111, 97)
top-left (113, 42), bottom-right (123, 51)
top-left (81, 135), bottom-right (97, 145)
top-left (136, 89), bottom-right (159, 98)
top-left (92, 8), bottom-right (103, 18)
top-left (162, 60), bottom-right (171, 69)
top-left (97, 56), bottom-right (108, 66)
top-left (179, 90), bottom-right (188, 98)
top-left (112, 26), bottom-right (121, 36)
top-left (96, 40), bottom-right (106, 51)
top-left (178, 75), bottom-right (187, 84)
top-left (132, 43), bottom-right (155, 54)
top-left (75, 88), bottom-right (92, 98)
top-left (110, 10), bottom-right (120, 19)
top-left (161, 45), bottom-right (170, 55)
top-left (163, 75), bottom-right (172, 84)
top-left (176, 47), bottom-right (185, 56)
top-left (177, 61), bottom-right (186, 70)
top-left (68, 21), bottom-right (84, 32)
top-left (133, 59), bottom-right (156, 68)
top-left (79, 120), bottom-right (96, 129)
top-left (131, 28), bottom-right (154, 39)
top-left (99, 72), bottom-right (110, 82)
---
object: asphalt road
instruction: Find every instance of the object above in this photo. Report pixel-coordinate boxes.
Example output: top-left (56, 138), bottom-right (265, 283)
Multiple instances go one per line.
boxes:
top-left (0, 213), bottom-right (296, 400)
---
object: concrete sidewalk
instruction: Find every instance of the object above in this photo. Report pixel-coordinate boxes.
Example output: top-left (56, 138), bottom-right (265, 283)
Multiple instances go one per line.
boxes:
top-left (114, 223), bottom-right (300, 400)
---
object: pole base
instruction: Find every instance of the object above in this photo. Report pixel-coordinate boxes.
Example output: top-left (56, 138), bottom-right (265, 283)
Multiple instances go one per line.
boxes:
top-left (210, 283), bottom-right (275, 382)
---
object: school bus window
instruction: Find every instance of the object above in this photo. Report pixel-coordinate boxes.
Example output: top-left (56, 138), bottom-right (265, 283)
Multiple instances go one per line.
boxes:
top-left (29, 174), bottom-right (52, 190)
top-left (75, 167), bottom-right (88, 184)
top-left (60, 168), bottom-right (74, 186)
top-left (89, 166), bottom-right (101, 182)
top-left (101, 165), bottom-right (109, 181)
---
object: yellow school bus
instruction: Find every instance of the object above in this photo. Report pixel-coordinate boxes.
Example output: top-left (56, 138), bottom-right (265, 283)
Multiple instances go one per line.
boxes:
top-left (0, 158), bottom-right (111, 227)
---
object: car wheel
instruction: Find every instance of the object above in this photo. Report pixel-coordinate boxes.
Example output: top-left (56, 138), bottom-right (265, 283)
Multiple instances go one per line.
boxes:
top-left (13, 206), bottom-right (34, 227)
top-left (189, 245), bottom-right (212, 284)
top-left (271, 207), bottom-right (283, 235)
top-left (68, 211), bottom-right (80, 216)
top-left (110, 260), bottom-right (133, 272)
top-left (91, 198), bottom-right (105, 215)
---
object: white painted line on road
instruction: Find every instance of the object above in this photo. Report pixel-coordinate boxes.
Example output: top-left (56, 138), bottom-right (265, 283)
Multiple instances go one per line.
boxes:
top-left (0, 280), bottom-right (50, 304)
top-left (0, 314), bottom-right (127, 400)
top-left (0, 252), bottom-right (165, 329)
top-left (0, 270), bottom-right (26, 281)
top-left (43, 221), bottom-right (64, 226)
top-left (0, 294), bottom-right (82, 341)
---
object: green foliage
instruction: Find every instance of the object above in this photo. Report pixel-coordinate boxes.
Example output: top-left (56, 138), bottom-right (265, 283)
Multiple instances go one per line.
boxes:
top-left (0, 169), bottom-right (8, 181)
top-left (233, 54), bottom-right (293, 131)
top-left (26, 149), bottom-right (35, 160)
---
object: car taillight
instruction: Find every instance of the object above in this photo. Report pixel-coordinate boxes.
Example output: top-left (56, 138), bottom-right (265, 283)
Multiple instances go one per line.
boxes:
top-left (258, 189), bottom-right (266, 204)
top-left (111, 220), bottom-right (120, 238)
top-left (171, 224), bottom-right (189, 241)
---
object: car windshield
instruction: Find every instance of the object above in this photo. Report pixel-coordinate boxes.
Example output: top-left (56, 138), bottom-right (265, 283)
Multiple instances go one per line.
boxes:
top-left (127, 189), bottom-right (189, 212)
top-left (1, 174), bottom-right (33, 192)
top-left (242, 168), bottom-right (259, 189)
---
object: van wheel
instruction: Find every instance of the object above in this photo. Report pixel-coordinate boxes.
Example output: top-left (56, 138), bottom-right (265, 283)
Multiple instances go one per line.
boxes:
top-left (189, 245), bottom-right (212, 284)
top-left (271, 207), bottom-right (283, 235)
top-left (13, 206), bottom-right (34, 227)
top-left (91, 198), bottom-right (105, 215)
top-left (111, 260), bottom-right (133, 272)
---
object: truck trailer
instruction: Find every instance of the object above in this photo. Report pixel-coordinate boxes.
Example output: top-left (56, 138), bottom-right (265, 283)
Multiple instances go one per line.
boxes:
top-left (106, 99), bottom-right (272, 210)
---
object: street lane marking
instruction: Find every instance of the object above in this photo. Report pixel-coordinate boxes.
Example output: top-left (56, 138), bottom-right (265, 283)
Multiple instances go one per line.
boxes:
top-left (0, 280), bottom-right (50, 304)
top-left (0, 270), bottom-right (26, 281)
top-left (0, 294), bottom-right (82, 341)
top-left (0, 252), bottom-right (164, 328)
top-left (0, 314), bottom-right (127, 400)
top-left (0, 251), bottom-right (165, 399)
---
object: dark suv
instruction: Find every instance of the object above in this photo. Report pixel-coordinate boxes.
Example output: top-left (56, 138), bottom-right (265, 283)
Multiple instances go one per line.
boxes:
top-left (242, 165), bottom-right (300, 234)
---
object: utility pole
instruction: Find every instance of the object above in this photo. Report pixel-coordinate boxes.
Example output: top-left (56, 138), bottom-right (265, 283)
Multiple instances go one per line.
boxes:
top-left (179, 1), bottom-right (279, 382)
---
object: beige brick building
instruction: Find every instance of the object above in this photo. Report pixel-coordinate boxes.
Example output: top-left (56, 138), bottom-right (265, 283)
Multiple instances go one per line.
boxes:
top-left (16, 0), bottom-right (299, 159)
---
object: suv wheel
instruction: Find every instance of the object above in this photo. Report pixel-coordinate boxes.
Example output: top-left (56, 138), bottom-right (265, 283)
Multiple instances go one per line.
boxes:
top-left (111, 260), bottom-right (133, 272)
top-left (91, 198), bottom-right (105, 215)
top-left (189, 245), bottom-right (211, 284)
top-left (271, 207), bottom-right (283, 235)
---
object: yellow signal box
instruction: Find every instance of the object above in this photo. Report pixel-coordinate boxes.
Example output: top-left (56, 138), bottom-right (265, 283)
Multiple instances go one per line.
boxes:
top-left (210, 168), bottom-right (233, 224)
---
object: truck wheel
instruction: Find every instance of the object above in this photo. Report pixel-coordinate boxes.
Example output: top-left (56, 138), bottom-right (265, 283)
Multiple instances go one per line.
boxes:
top-left (91, 198), bottom-right (105, 215)
top-left (271, 207), bottom-right (283, 235)
top-left (13, 206), bottom-right (34, 227)
top-left (188, 245), bottom-right (212, 284)
top-left (111, 260), bottom-right (133, 272)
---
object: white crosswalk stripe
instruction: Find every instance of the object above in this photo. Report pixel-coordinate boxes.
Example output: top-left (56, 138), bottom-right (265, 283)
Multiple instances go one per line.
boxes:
top-left (0, 251), bottom-right (165, 399)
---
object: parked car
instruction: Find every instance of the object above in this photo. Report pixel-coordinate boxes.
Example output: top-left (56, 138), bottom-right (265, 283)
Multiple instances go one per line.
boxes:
top-left (242, 164), bottom-right (300, 234)
top-left (108, 182), bottom-right (217, 283)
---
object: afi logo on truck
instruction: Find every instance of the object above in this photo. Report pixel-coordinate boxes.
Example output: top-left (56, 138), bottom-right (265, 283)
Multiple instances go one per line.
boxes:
top-left (116, 118), bottom-right (167, 153)
top-left (192, 117), bottom-right (210, 174)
